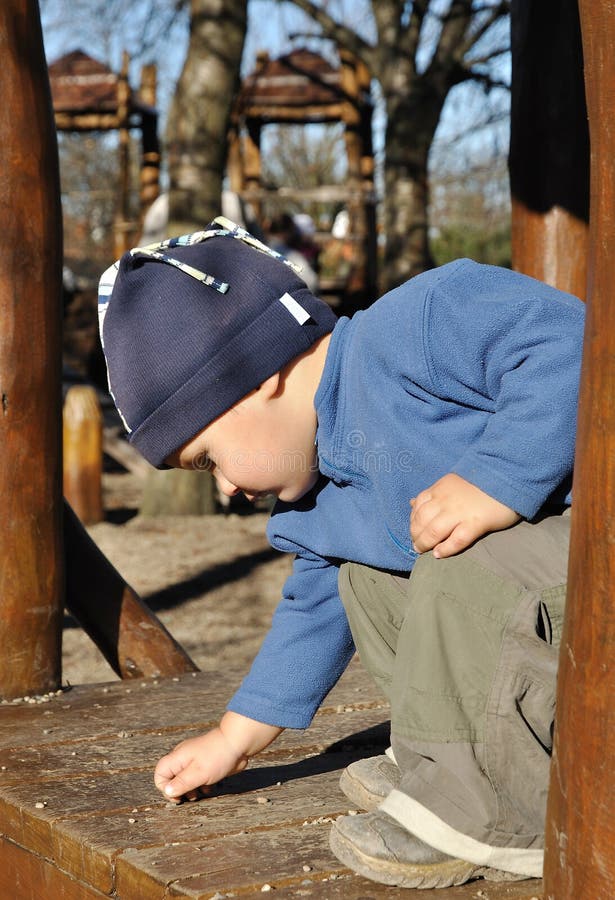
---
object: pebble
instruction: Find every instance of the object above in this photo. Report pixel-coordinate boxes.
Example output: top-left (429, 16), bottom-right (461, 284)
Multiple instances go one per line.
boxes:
top-left (302, 865), bottom-right (312, 872)
top-left (256, 796), bottom-right (271, 805)
top-left (128, 818), bottom-right (136, 824)
top-left (261, 885), bottom-right (272, 892)
top-left (35, 801), bottom-right (47, 809)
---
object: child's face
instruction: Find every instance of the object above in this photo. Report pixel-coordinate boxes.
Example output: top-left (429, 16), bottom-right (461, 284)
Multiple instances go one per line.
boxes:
top-left (166, 382), bottom-right (319, 504)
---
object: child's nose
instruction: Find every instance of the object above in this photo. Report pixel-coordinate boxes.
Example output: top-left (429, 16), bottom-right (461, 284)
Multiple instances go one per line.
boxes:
top-left (216, 474), bottom-right (240, 497)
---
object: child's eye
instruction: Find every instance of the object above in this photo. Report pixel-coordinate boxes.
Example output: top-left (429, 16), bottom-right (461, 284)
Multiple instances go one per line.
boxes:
top-left (192, 451), bottom-right (214, 473)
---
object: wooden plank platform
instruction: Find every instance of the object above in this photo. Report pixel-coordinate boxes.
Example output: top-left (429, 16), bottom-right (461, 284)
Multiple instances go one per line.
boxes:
top-left (0, 661), bottom-right (543, 899)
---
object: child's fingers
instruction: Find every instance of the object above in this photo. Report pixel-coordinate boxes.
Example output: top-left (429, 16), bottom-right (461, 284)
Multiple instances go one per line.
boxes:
top-left (432, 522), bottom-right (478, 558)
top-left (411, 504), bottom-right (457, 553)
top-left (154, 750), bottom-right (203, 800)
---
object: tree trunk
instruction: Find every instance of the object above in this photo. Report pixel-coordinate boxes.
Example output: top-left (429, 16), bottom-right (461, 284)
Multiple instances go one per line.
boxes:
top-left (381, 89), bottom-right (443, 290)
top-left (147, 0), bottom-right (247, 516)
top-left (166, 0), bottom-right (247, 234)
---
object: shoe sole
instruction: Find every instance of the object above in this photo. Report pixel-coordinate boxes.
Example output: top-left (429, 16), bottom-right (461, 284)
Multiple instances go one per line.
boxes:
top-left (339, 767), bottom-right (386, 811)
top-left (329, 822), bottom-right (526, 890)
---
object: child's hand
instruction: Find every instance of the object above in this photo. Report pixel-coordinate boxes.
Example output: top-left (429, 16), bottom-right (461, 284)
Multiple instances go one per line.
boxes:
top-left (410, 473), bottom-right (520, 559)
top-left (153, 711), bottom-right (283, 802)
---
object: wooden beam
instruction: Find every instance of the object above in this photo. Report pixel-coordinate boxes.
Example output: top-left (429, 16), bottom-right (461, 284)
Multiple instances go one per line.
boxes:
top-left (543, 1), bottom-right (615, 895)
top-left (64, 503), bottom-right (199, 679)
top-left (0, 0), bottom-right (64, 699)
top-left (509, 0), bottom-right (589, 298)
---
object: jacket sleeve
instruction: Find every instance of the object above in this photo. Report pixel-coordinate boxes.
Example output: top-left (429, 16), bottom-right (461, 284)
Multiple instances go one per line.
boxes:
top-left (423, 262), bottom-right (585, 518)
top-left (226, 550), bottom-right (355, 729)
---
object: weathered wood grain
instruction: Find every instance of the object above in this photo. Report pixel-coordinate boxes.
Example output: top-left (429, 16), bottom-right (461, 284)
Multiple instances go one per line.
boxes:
top-left (0, 0), bottom-right (64, 700)
top-left (542, 2), bottom-right (615, 897)
top-left (0, 837), bottom-right (110, 900)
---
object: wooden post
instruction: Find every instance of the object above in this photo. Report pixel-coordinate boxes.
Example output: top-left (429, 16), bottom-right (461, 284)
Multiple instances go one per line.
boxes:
top-left (509, 0), bottom-right (589, 298)
top-left (114, 50), bottom-right (132, 258)
top-left (340, 50), bottom-right (367, 301)
top-left (64, 503), bottom-right (199, 679)
top-left (542, 2), bottom-right (615, 896)
top-left (63, 386), bottom-right (104, 526)
top-left (0, 0), bottom-right (64, 699)
top-left (243, 121), bottom-right (263, 223)
top-left (227, 124), bottom-right (244, 194)
top-left (139, 63), bottom-right (160, 223)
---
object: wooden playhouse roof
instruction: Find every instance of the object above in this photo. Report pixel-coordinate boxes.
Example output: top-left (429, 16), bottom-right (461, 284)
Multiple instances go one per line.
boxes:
top-left (48, 49), bottom-right (151, 119)
top-left (236, 48), bottom-right (370, 124)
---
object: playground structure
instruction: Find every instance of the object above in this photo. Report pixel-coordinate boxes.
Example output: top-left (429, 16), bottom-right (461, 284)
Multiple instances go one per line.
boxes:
top-left (229, 47), bottom-right (378, 306)
top-left (0, 0), bottom-right (613, 897)
top-left (49, 49), bottom-right (161, 259)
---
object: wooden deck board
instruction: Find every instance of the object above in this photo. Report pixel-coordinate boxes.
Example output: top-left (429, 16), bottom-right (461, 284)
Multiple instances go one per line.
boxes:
top-left (0, 662), bottom-right (543, 899)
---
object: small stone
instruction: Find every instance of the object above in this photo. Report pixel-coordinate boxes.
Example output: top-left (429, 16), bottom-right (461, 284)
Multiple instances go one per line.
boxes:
top-left (172, 677), bottom-right (180, 682)
top-left (42, 729), bottom-right (51, 735)
top-left (117, 730), bottom-right (131, 738)
top-left (102, 687), bottom-right (109, 693)
top-left (1, 766), bottom-right (6, 771)
top-left (261, 885), bottom-right (272, 892)
top-left (302, 865), bottom-right (312, 872)
top-left (128, 818), bottom-right (136, 824)
top-left (35, 801), bottom-right (47, 809)
top-left (256, 796), bottom-right (271, 804)
top-left (347, 809), bottom-right (358, 816)
top-left (102, 759), bottom-right (110, 766)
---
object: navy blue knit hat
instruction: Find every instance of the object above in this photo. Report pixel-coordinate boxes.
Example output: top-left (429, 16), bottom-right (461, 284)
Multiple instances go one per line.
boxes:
top-left (98, 217), bottom-right (337, 468)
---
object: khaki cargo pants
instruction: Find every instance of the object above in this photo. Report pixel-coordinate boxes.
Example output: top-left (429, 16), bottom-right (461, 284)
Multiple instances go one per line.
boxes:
top-left (338, 510), bottom-right (570, 876)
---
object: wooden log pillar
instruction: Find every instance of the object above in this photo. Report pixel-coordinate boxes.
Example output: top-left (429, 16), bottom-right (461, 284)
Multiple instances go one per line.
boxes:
top-left (139, 63), bottom-right (160, 224)
top-left (509, 0), bottom-right (589, 298)
top-left (114, 50), bottom-right (133, 258)
top-left (64, 503), bottom-right (199, 679)
top-left (542, 2), bottom-right (615, 896)
top-left (243, 120), bottom-right (263, 224)
top-left (227, 123), bottom-right (244, 194)
top-left (63, 386), bottom-right (103, 526)
top-left (0, 0), bottom-right (64, 698)
top-left (357, 58), bottom-right (377, 300)
top-left (340, 50), bottom-right (367, 302)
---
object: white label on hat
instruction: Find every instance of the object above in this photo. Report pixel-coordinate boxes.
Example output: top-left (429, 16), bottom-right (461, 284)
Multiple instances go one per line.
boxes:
top-left (279, 292), bottom-right (311, 325)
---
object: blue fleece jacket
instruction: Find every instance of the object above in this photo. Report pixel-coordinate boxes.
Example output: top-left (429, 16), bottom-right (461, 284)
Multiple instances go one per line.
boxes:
top-left (226, 259), bottom-right (585, 729)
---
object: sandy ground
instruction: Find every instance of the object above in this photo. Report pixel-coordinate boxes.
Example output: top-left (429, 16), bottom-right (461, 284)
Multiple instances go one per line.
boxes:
top-left (62, 470), bottom-right (293, 686)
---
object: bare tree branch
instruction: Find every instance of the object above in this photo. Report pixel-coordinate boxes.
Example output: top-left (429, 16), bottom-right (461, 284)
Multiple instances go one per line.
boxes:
top-left (433, 0), bottom-right (474, 73)
top-left (458, 0), bottom-right (509, 60)
top-left (407, 0), bottom-right (430, 62)
top-left (281, 0), bottom-right (375, 68)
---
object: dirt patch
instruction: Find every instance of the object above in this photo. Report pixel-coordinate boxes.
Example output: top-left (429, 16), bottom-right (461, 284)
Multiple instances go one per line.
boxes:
top-left (62, 471), bottom-right (292, 685)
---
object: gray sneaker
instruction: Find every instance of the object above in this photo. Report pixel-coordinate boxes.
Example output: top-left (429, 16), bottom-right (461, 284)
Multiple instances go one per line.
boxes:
top-left (339, 753), bottom-right (401, 810)
top-left (330, 810), bottom-right (531, 889)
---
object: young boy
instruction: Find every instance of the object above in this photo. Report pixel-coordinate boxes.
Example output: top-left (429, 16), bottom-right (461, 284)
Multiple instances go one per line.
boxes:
top-left (99, 217), bottom-right (584, 890)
